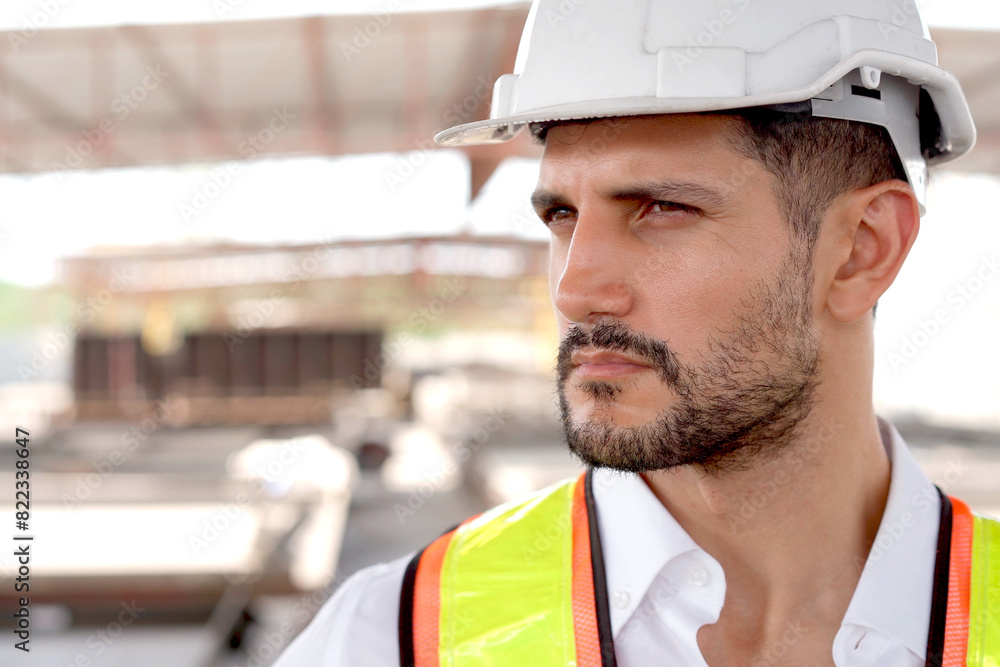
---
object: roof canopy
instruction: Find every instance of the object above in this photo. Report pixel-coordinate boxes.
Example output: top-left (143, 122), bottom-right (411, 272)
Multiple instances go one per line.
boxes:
top-left (1, 6), bottom-right (998, 181)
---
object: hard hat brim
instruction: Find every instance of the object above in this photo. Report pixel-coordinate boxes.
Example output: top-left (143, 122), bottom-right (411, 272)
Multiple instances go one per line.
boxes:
top-left (435, 51), bottom-right (975, 169)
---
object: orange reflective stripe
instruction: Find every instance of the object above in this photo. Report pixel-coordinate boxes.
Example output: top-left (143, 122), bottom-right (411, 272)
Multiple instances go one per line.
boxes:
top-left (404, 474), bottom-right (617, 665)
top-left (412, 528), bottom-right (451, 666)
top-left (572, 473), bottom-right (603, 666)
top-left (413, 526), bottom-right (458, 667)
top-left (412, 515), bottom-right (484, 666)
top-left (943, 496), bottom-right (973, 667)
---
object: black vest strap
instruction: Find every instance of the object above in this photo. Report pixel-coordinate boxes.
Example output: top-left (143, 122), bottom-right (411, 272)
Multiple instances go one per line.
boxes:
top-left (925, 487), bottom-right (952, 667)
top-left (398, 521), bottom-right (460, 667)
top-left (398, 546), bottom-right (422, 667)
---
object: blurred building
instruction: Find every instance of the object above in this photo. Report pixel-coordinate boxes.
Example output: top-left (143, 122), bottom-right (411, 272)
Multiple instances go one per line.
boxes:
top-left (60, 235), bottom-right (552, 425)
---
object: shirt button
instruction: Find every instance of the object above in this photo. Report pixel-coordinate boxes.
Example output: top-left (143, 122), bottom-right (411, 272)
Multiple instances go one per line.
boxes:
top-left (611, 591), bottom-right (630, 609)
top-left (685, 566), bottom-right (709, 588)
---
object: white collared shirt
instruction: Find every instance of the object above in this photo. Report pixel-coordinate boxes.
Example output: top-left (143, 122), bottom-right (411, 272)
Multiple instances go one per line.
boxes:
top-left (273, 418), bottom-right (940, 666)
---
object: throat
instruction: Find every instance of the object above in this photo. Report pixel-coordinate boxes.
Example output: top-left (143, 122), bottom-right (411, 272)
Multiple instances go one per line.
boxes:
top-left (643, 415), bottom-right (893, 667)
top-left (697, 610), bottom-right (838, 667)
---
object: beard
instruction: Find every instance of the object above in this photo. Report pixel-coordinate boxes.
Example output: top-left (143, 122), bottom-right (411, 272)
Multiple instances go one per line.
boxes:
top-left (556, 250), bottom-right (821, 476)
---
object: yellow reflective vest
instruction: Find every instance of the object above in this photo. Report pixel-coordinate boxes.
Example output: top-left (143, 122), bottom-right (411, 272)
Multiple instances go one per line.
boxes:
top-left (399, 470), bottom-right (1000, 666)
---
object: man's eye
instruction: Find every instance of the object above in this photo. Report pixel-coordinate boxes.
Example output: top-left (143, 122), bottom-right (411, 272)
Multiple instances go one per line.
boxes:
top-left (541, 207), bottom-right (576, 226)
top-left (648, 201), bottom-right (696, 215)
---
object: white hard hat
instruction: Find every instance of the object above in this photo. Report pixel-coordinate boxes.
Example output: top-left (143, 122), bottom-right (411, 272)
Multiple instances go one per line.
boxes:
top-left (435, 0), bottom-right (977, 212)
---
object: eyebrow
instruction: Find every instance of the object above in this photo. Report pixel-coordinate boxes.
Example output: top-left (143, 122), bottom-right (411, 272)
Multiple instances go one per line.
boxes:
top-left (609, 180), bottom-right (728, 209)
top-left (531, 179), bottom-right (728, 213)
top-left (530, 190), bottom-right (569, 213)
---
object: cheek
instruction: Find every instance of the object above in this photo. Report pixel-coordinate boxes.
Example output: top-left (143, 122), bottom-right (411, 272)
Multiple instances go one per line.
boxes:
top-left (635, 247), bottom-right (737, 346)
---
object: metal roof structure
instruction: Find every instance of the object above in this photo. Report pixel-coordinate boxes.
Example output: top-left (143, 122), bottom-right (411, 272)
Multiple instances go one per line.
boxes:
top-left (0, 5), bottom-right (534, 196)
top-left (2, 5), bottom-right (999, 194)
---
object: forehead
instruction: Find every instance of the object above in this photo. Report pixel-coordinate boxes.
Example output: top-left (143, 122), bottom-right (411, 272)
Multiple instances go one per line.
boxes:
top-left (536, 114), bottom-right (767, 200)
top-left (543, 112), bottom-right (734, 150)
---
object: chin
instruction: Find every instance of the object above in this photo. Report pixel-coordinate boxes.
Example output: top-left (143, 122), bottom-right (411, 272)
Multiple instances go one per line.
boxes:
top-left (565, 382), bottom-right (667, 430)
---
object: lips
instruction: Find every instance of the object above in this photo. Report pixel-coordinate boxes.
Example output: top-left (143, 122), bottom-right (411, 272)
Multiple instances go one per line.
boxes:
top-left (557, 321), bottom-right (682, 390)
top-left (570, 348), bottom-right (652, 379)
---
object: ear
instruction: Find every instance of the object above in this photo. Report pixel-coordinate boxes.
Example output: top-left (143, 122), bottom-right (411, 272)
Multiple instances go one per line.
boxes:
top-left (823, 180), bottom-right (920, 323)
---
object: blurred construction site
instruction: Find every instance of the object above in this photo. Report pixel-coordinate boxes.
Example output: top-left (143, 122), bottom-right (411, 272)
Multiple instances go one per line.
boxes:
top-left (0, 2), bottom-right (998, 665)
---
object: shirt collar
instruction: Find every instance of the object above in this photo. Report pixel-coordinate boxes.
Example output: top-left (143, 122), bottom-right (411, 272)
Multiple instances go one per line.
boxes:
top-left (590, 417), bottom-right (940, 658)
top-left (590, 466), bottom-right (706, 637)
top-left (838, 416), bottom-right (940, 660)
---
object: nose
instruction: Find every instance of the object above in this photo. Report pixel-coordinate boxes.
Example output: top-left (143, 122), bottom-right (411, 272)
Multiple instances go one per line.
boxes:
top-left (551, 216), bottom-right (634, 325)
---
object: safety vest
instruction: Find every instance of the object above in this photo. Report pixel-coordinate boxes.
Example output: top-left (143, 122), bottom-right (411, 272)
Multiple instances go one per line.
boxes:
top-left (399, 469), bottom-right (1000, 666)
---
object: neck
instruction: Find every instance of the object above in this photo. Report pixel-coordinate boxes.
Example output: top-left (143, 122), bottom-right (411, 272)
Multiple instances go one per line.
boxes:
top-left (642, 393), bottom-right (891, 635)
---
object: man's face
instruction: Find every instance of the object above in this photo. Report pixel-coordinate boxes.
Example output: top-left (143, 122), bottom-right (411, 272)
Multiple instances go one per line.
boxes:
top-left (534, 114), bottom-right (822, 474)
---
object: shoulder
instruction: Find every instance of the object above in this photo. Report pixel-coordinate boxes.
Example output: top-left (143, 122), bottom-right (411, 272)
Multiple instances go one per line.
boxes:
top-left (273, 476), bottom-right (589, 666)
top-left (273, 553), bottom-right (412, 667)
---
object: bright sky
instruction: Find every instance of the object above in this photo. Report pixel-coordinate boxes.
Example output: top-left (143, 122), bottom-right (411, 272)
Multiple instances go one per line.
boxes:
top-left (0, 152), bottom-right (479, 285)
top-left (871, 173), bottom-right (1000, 430)
top-left (2, 0), bottom-right (1000, 30)
top-left (0, 0), bottom-right (524, 30)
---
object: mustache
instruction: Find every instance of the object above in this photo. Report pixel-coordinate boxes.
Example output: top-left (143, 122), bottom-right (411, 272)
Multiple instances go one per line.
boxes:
top-left (557, 320), bottom-right (682, 388)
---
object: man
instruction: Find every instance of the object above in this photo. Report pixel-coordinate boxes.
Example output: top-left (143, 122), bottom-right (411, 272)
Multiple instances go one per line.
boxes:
top-left (275, 1), bottom-right (998, 665)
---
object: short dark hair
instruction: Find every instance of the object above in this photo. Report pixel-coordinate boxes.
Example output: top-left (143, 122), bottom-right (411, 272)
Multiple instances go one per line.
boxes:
top-left (722, 109), bottom-right (907, 250)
